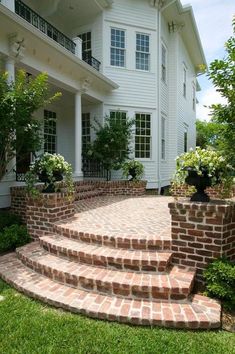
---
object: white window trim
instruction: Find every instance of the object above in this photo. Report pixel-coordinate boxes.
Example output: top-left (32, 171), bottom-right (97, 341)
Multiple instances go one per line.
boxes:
top-left (161, 43), bottom-right (167, 84)
top-left (192, 83), bottom-right (196, 111)
top-left (135, 112), bottom-right (152, 160)
top-left (110, 27), bottom-right (126, 68)
top-left (183, 65), bottom-right (187, 98)
top-left (135, 32), bottom-right (150, 72)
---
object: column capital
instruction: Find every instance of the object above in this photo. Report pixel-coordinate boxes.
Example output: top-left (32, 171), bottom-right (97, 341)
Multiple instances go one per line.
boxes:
top-left (8, 33), bottom-right (26, 61)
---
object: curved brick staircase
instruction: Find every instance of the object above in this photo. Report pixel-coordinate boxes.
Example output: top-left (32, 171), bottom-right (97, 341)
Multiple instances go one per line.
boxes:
top-left (0, 214), bottom-right (221, 329)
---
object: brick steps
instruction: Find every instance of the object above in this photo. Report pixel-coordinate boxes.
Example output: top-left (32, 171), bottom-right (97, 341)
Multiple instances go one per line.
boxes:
top-left (40, 234), bottom-right (172, 272)
top-left (75, 183), bottom-right (103, 201)
top-left (53, 224), bottom-right (172, 251)
top-left (17, 243), bottom-right (195, 301)
top-left (0, 253), bottom-right (221, 329)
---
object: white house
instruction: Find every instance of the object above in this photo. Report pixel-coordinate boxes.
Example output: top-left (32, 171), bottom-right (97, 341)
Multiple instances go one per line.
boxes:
top-left (0, 0), bottom-right (206, 207)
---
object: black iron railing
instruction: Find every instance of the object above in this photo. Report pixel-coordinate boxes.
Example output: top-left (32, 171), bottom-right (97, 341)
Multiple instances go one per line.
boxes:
top-left (83, 53), bottom-right (101, 72)
top-left (15, 172), bottom-right (26, 182)
top-left (82, 158), bottom-right (110, 180)
top-left (15, 0), bottom-right (76, 54)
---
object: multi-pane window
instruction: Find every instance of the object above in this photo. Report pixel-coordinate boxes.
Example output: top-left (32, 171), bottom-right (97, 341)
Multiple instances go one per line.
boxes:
top-left (110, 111), bottom-right (127, 123)
top-left (82, 113), bottom-right (91, 152)
top-left (135, 113), bottom-right (151, 158)
top-left (183, 67), bottom-right (187, 97)
top-left (161, 44), bottom-right (167, 82)
top-left (110, 28), bottom-right (125, 67)
top-left (161, 116), bottom-right (166, 160)
top-left (44, 110), bottom-right (57, 154)
top-left (184, 128), bottom-right (188, 153)
top-left (192, 84), bottom-right (196, 110)
top-left (136, 33), bottom-right (150, 71)
top-left (78, 32), bottom-right (92, 60)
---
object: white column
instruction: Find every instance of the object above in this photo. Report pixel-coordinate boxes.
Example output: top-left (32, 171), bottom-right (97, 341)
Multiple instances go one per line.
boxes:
top-left (2, 0), bottom-right (15, 12)
top-left (5, 57), bottom-right (15, 84)
top-left (74, 91), bottom-right (83, 179)
top-left (73, 37), bottom-right (83, 59)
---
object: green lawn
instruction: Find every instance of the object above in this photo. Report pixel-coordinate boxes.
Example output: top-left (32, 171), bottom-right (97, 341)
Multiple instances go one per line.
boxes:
top-left (0, 279), bottom-right (234, 354)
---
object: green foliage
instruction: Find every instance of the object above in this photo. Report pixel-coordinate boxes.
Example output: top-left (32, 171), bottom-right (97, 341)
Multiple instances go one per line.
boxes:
top-left (196, 119), bottom-right (221, 149)
top-left (173, 147), bottom-right (234, 187)
top-left (0, 225), bottom-right (30, 253)
top-left (25, 153), bottom-right (74, 196)
top-left (0, 70), bottom-right (61, 181)
top-left (204, 258), bottom-right (235, 310)
top-left (0, 212), bottom-right (22, 231)
top-left (88, 114), bottom-right (134, 179)
top-left (208, 18), bottom-right (235, 167)
top-left (122, 160), bottom-right (144, 181)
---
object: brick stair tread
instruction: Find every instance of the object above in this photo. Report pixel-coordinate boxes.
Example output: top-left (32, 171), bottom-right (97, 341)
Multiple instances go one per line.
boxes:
top-left (0, 253), bottom-right (221, 329)
top-left (40, 234), bottom-right (172, 272)
top-left (53, 223), bottom-right (172, 250)
top-left (17, 243), bottom-right (195, 300)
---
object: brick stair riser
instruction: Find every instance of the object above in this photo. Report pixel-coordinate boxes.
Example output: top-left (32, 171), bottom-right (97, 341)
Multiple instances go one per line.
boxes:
top-left (53, 225), bottom-right (172, 251)
top-left (40, 240), bottom-right (172, 273)
top-left (17, 251), bottom-right (192, 301)
top-left (75, 192), bottom-right (103, 201)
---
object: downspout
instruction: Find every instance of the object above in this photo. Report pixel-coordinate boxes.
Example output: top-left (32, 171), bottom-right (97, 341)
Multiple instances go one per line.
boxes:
top-left (156, 0), bottom-right (176, 194)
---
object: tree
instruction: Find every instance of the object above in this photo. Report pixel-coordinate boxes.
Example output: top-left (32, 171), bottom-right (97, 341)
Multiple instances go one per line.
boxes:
top-left (88, 114), bottom-right (134, 180)
top-left (196, 119), bottom-right (221, 149)
top-left (0, 70), bottom-right (61, 181)
top-left (208, 18), bottom-right (235, 166)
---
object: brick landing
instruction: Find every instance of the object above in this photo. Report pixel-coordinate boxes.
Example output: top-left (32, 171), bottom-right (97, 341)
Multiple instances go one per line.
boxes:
top-left (0, 196), bottom-right (221, 329)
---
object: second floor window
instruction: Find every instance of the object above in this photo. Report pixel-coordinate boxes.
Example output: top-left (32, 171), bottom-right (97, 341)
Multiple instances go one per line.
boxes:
top-left (44, 110), bottom-right (57, 154)
top-left (192, 84), bottom-right (196, 110)
top-left (161, 116), bottom-right (166, 160)
top-left (110, 28), bottom-right (125, 67)
top-left (136, 33), bottom-right (150, 71)
top-left (161, 44), bottom-right (167, 83)
top-left (78, 32), bottom-right (92, 61)
top-left (183, 67), bottom-right (187, 97)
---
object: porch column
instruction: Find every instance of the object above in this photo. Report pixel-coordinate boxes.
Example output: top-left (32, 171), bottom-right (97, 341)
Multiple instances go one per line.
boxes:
top-left (5, 57), bottom-right (15, 84)
top-left (74, 91), bottom-right (83, 179)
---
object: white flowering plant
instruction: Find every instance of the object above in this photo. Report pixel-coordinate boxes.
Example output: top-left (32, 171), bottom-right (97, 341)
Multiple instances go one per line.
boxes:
top-left (25, 153), bottom-right (74, 196)
top-left (173, 148), bottom-right (234, 195)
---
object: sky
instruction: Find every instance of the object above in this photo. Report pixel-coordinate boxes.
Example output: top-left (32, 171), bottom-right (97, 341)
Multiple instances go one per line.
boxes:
top-left (180, 0), bottom-right (235, 121)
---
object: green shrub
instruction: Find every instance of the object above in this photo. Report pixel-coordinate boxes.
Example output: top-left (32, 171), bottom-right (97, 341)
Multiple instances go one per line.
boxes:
top-left (0, 225), bottom-right (30, 253)
top-left (204, 258), bottom-right (235, 310)
top-left (0, 212), bottom-right (22, 231)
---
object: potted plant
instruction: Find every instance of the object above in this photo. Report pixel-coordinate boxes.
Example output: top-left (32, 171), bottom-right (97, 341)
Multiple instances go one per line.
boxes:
top-left (173, 148), bottom-right (233, 202)
top-left (25, 153), bottom-right (74, 195)
top-left (122, 160), bottom-right (144, 181)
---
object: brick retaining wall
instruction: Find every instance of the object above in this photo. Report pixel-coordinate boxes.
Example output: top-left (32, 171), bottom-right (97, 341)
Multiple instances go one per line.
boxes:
top-left (26, 193), bottom-right (75, 239)
top-left (168, 200), bottom-right (235, 284)
top-left (171, 183), bottom-right (235, 199)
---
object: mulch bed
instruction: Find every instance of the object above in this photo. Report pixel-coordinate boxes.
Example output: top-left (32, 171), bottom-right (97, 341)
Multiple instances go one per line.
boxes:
top-left (222, 309), bottom-right (235, 332)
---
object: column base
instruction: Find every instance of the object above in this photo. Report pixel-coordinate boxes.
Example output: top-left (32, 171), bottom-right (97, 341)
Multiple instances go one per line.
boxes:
top-left (73, 171), bottom-right (83, 181)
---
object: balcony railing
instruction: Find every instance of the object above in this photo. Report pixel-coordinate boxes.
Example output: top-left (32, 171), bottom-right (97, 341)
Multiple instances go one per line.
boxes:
top-left (83, 53), bottom-right (101, 72)
top-left (15, 0), bottom-right (76, 54)
top-left (14, 0), bottom-right (101, 71)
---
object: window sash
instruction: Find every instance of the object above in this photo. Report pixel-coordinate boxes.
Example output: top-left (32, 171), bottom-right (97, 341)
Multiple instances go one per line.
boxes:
top-left (111, 28), bottom-right (125, 67)
top-left (183, 68), bottom-right (187, 97)
top-left (82, 113), bottom-right (91, 152)
top-left (44, 110), bottom-right (57, 154)
top-left (136, 34), bottom-right (150, 71)
top-left (161, 44), bottom-right (167, 82)
top-left (161, 116), bottom-right (166, 160)
top-left (135, 113), bottom-right (151, 158)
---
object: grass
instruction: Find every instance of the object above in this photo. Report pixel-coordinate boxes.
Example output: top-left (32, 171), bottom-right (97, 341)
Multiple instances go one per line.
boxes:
top-left (0, 279), bottom-right (234, 354)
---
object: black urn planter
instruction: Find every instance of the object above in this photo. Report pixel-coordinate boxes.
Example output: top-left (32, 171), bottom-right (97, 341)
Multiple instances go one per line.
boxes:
top-left (185, 170), bottom-right (212, 202)
top-left (38, 171), bottom-right (63, 193)
top-left (129, 168), bottom-right (137, 181)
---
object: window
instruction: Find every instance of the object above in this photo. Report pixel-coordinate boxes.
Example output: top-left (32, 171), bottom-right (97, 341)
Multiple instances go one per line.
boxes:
top-left (110, 111), bottom-right (127, 123)
top-left (136, 33), bottom-right (150, 71)
top-left (161, 44), bottom-right (167, 82)
top-left (135, 113), bottom-right (151, 158)
top-left (82, 113), bottom-right (91, 152)
top-left (184, 128), bottom-right (188, 153)
top-left (192, 84), bottom-right (196, 110)
top-left (183, 67), bottom-right (187, 97)
top-left (161, 116), bottom-right (166, 160)
top-left (110, 28), bottom-right (125, 67)
top-left (44, 110), bottom-right (57, 154)
top-left (78, 32), bottom-right (92, 60)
